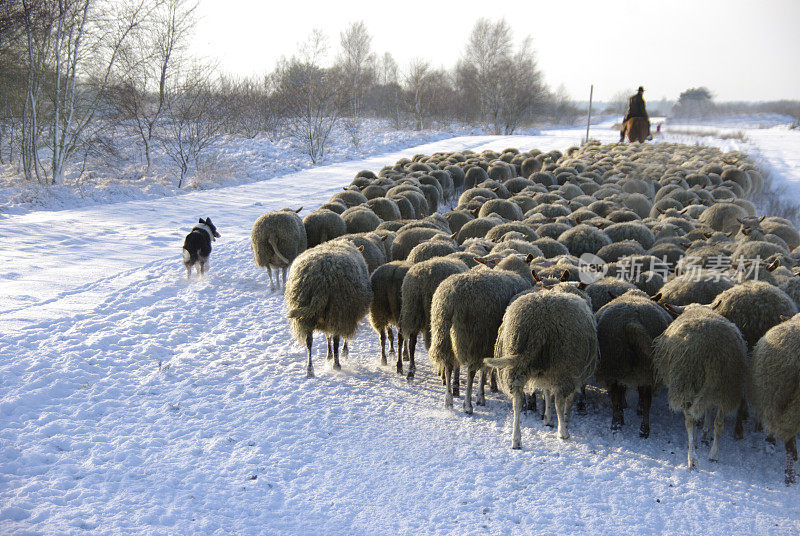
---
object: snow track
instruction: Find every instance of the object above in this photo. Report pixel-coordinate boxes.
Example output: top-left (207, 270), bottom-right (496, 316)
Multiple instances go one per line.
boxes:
top-left (2, 129), bottom-right (799, 535)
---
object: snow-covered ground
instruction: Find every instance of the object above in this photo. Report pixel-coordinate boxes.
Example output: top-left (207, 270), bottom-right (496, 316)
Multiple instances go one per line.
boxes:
top-left (2, 120), bottom-right (799, 536)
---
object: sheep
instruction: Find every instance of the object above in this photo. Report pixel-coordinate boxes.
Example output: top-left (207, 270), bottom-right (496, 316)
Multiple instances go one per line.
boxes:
top-left (391, 227), bottom-right (450, 260)
top-left (369, 261), bottom-right (411, 368)
top-left (698, 202), bottom-right (749, 234)
top-left (365, 197), bottom-right (402, 221)
top-left (595, 289), bottom-right (673, 437)
top-left (750, 314), bottom-right (800, 485)
top-left (478, 198), bottom-right (524, 221)
top-left (656, 271), bottom-right (735, 306)
top-left (399, 257), bottom-right (469, 379)
top-left (251, 207), bottom-right (307, 290)
top-left (709, 281), bottom-right (798, 438)
top-left (558, 224), bottom-right (612, 257)
top-left (303, 209), bottom-right (347, 248)
top-left (406, 239), bottom-right (459, 264)
top-left (285, 242), bottom-right (372, 377)
top-left (485, 289), bottom-right (598, 447)
top-left (429, 255), bottom-right (533, 413)
top-left (652, 304), bottom-right (748, 468)
top-left (330, 234), bottom-right (386, 273)
top-left (342, 206), bottom-right (383, 234)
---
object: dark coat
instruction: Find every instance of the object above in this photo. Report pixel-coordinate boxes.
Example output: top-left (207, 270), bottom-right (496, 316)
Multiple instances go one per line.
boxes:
top-left (623, 93), bottom-right (648, 122)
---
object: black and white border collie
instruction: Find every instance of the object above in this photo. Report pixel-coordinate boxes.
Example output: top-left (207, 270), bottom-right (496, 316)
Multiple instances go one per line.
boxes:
top-left (182, 218), bottom-right (220, 277)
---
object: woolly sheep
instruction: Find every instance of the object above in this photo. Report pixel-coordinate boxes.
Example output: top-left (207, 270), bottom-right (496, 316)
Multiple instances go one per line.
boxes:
top-left (429, 255), bottom-right (534, 412)
top-left (595, 289), bottom-right (673, 437)
top-left (750, 314), bottom-right (800, 485)
top-left (251, 208), bottom-right (307, 290)
top-left (652, 304), bottom-right (748, 468)
top-left (406, 239), bottom-right (459, 264)
top-left (486, 289), bottom-right (598, 446)
top-left (558, 224), bottom-right (612, 257)
top-left (478, 199), bottom-right (524, 221)
top-left (399, 257), bottom-right (469, 379)
top-left (342, 206), bottom-right (382, 234)
top-left (392, 227), bottom-right (450, 260)
top-left (303, 209), bottom-right (347, 248)
top-left (285, 242), bottom-right (372, 377)
top-left (369, 261), bottom-right (411, 369)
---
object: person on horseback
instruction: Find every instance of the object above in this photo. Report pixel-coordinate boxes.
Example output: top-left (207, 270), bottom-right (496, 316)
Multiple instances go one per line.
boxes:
top-left (620, 86), bottom-right (650, 141)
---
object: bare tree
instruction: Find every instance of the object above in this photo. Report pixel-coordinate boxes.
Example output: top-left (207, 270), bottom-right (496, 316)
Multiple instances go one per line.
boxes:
top-left (118, 0), bottom-right (196, 173)
top-left (336, 21), bottom-right (373, 148)
top-left (404, 58), bottom-right (440, 131)
top-left (159, 64), bottom-right (221, 187)
top-left (274, 30), bottom-right (343, 163)
top-left (19, 0), bottom-right (153, 184)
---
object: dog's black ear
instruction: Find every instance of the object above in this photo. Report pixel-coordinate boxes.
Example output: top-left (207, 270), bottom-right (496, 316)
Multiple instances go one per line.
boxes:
top-left (205, 217), bottom-right (212, 224)
top-left (198, 218), bottom-right (204, 223)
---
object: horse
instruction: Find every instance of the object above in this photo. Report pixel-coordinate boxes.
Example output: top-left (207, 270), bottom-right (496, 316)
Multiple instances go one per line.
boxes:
top-left (622, 117), bottom-right (651, 143)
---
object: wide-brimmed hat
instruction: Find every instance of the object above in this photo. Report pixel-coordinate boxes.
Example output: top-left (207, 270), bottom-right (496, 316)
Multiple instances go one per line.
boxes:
top-left (638, 86), bottom-right (644, 93)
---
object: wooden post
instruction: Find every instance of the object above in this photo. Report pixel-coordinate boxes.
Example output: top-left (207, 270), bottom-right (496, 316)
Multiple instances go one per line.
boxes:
top-left (584, 84), bottom-right (594, 145)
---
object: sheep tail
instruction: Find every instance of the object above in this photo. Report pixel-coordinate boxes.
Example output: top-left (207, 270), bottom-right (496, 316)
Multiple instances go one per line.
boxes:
top-left (288, 293), bottom-right (326, 320)
top-left (484, 356), bottom-right (520, 369)
top-left (269, 236), bottom-right (290, 265)
top-left (625, 322), bottom-right (653, 361)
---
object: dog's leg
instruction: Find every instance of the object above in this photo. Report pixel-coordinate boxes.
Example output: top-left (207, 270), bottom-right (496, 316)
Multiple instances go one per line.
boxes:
top-left (185, 263), bottom-right (192, 278)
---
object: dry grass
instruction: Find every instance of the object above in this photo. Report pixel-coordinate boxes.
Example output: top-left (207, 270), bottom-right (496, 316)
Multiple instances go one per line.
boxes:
top-left (663, 126), bottom-right (749, 142)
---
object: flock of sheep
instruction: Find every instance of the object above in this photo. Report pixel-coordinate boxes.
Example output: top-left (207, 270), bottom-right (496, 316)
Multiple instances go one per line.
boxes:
top-left (248, 140), bottom-right (800, 486)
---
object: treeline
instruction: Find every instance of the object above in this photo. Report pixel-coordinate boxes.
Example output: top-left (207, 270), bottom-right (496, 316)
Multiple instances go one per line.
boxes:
top-left (0, 1), bottom-right (582, 185)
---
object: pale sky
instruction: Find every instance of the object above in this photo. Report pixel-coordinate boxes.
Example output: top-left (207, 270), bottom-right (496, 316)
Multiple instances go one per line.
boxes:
top-left (191, 0), bottom-right (800, 102)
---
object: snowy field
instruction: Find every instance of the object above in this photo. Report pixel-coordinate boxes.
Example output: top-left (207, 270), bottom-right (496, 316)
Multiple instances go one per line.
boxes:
top-left (2, 121), bottom-right (800, 535)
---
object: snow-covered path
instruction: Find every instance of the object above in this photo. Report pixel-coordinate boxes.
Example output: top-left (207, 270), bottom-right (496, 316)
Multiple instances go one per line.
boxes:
top-left (3, 125), bottom-right (799, 536)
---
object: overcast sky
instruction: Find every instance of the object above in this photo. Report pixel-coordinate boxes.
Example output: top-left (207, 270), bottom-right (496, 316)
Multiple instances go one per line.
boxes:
top-left (190, 0), bottom-right (800, 102)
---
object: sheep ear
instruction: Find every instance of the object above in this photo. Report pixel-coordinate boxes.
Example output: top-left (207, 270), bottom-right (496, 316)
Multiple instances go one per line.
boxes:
top-left (474, 257), bottom-right (487, 265)
top-left (760, 215), bottom-right (766, 223)
top-left (780, 314), bottom-right (791, 322)
top-left (531, 269), bottom-right (542, 282)
top-left (596, 222), bottom-right (604, 229)
top-left (737, 218), bottom-right (744, 224)
top-left (484, 357), bottom-right (515, 369)
top-left (577, 281), bottom-right (588, 290)
top-left (450, 232), bottom-right (457, 239)
top-left (767, 258), bottom-right (780, 272)
top-left (651, 292), bottom-right (662, 302)
top-left (295, 206), bottom-right (303, 213)
top-left (357, 245), bottom-right (364, 252)
top-left (560, 270), bottom-right (570, 282)
top-left (524, 253), bottom-right (534, 264)
top-left (656, 207), bottom-right (665, 215)
top-left (381, 234), bottom-right (388, 241)
top-left (703, 233), bottom-right (713, 239)
top-left (343, 186), bottom-right (348, 190)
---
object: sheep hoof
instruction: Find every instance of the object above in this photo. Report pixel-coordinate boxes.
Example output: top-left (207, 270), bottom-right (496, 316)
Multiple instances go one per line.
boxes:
top-left (708, 454), bottom-right (718, 462)
top-left (406, 367), bottom-right (415, 381)
top-left (733, 427), bottom-right (744, 441)
top-left (765, 441), bottom-right (776, 455)
top-left (576, 402), bottom-right (587, 416)
top-left (545, 421), bottom-right (555, 429)
top-left (476, 396), bottom-right (486, 407)
top-left (687, 458), bottom-right (698, 471)
top-left (396, 363), bottom-right (404, 375)
top-left (511, 442), bottom-right (521, 450)
top-left (611, 422), bottom-right (623, 432)
top-left (639, 425), bottom-right (650, 439)
top-left (559, 431), bottom-right (570, 440)
top-left (380, 357), bottom-right (387, 366)
top-left (306, 367), bottom-right (314, 378)
top-left (786, 471), bottom-right (796, 486)
top-left (701, 436), bottom-right (711, 447)
top-left (332, 363), bottom-right (341, 371)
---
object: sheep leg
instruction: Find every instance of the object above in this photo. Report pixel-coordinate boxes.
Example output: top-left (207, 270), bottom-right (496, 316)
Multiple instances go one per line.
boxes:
top-left (543, 389), bottom-right (554, 427)
top-left (342, 340), bottom-right (349, 359)
top-left (380, 329), bottom-right (388, 366)
top-left (266, 266), bottom-right (275, 290)
top-left (305, 333), bottom-right (314, 378)
top-left (332, 336), bottom-right (341, 371)
top-left (281, 267), bottom-right (288, 289)
top-left (734, 398), bottom-right (748, 440)
top-left (609, 383), bottom-right (626, 431)
top-left (524, 392), bottom-right (537, 413)
top-left (555, 391), bottom-right (570, 440)
top-left (702, 405), bottom-right (714, 445)
top-left (400, 335), bottom-right (413, 375)
top-left (388, 328), bottom-right (395, 357)
top-left (709, 406), bottom-right (725, 462)
top-left (476, 369), bottom-right (486, 406)
top-left (463, 366), bottom-right (476, 415)
top-left (575, 385), bottom-right (587, 416)
top-left (786, 437), bottom-right (798, 486)
top-left (326, 337), bottom-right (333, 361)
top-left (490, 369), bottom-right (499, 393)
top-left (511, 387), bottom-right (523, 449)
top-left (684, 406), bottom-right (697, 470)
top-left (638, 385), bottom-right (652, 439)
top-left (406, 335), bottom-right (416, 381)
top-left (444, 365), bottom-right (454, 408)
top-left (452, 366), bottom-right (460, 397)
